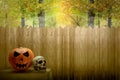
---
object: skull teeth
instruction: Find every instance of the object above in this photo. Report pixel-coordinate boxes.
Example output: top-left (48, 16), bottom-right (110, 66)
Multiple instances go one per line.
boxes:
top-left (16, 63), bottom-right (27, 68)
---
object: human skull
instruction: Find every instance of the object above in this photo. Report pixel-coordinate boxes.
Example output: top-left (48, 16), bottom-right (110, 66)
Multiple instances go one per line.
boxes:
top-left (32, 56), bottom-right (46, 71)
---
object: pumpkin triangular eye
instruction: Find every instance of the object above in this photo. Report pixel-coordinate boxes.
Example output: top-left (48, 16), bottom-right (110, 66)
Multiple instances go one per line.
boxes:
top-left (14, 51), bottom-right (20, 57)
top-left (23, 52), bottom-right (29, 57)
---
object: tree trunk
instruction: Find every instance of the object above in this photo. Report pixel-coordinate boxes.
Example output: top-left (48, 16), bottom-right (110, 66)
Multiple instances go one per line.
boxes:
top-left (38, 12), bottom-right (45, 27)
top-left (98, 13), bottom-right (100, 28)
top-left (33, 17), bottom-right (35, 27)
top-left (88, 0), bottom-right (95, 28)
top-left (5, 13), bottom-right (8, 27)
top-left (108, 7), bottom-right (112, 28)
top-left (3, 0), bottom-right (8, 27)
top-left (20, 3), bottom-right (25, 28)
top-left (38, 0), bottom-right (45, 27)
top-left (88, 12), bottom-right (95, 28)
top-left (108, 17), bottom-right (112, 28)
top-left (21, 17), bottom-right (25, 27)
top-left (39, 0), bottom-right (43, 3)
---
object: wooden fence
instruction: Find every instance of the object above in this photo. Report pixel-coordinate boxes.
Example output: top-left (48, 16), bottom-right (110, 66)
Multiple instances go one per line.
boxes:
top-left (0, 27), bottom-right (120, 80)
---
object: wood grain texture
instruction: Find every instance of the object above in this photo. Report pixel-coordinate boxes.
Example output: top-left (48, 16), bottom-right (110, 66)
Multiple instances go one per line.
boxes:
top-left (0, 28), bottom-right (6, 69)
top-left (0, 27), bottom-right (119, 80)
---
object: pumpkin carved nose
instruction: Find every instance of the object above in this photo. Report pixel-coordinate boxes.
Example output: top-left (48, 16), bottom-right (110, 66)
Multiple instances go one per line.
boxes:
top-left (20, 58), bottom-right (23, 62)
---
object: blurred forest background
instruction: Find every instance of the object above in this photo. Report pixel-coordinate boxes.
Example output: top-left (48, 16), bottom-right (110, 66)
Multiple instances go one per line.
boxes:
top-left (0, 0), bottom-right (120, 28)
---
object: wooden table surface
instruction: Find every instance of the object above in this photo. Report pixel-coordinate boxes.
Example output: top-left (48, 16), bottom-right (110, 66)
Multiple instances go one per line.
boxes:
top-left (0, 68), bottom-right (53, 80)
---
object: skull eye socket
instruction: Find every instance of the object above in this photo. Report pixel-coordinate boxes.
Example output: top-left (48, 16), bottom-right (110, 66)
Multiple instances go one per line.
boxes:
top-left (23, 52), bottom-right (29, 57)
top-left (14, 51), bottom-right (20, 57)
top-left (38, 60), bottom-right (42, 64)
top-left (44, 60), bottom-right (46, 63)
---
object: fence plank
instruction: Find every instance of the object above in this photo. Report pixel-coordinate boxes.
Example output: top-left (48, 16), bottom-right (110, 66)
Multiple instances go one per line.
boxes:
top-left (115, 28), bottom-right (120, 79)
top-left (45, 28), bottom-right (58, 80)
top-left (22, 27), bottom-right (33, 49)
top-left (69, 27), bottom-right (75, 80)
top-left (74, 27), bottom-right (88, 80)
top-left (16, 28), bottom-right (24, 47)
top-left (0, 28), bottom-right (6, 69)
top-left (99, 27), bottom-right (115, 79)
top-left (32, 28), bottom-right (40, 56)
top-left (39, 28), bottom-right (47, 56)
top-left (108, 28), bottom-right (115, 76)
top-left (5, 28), bottom-right (17, 68)
top-left (100, 28), bottom-right (109, 74)
top-left (62, 27), bottom-right (71, 80)
top-left (56, 28), bottom-right (63, 80)
top-left (93, 28), bottom-right (100, 78)
top-left (86, 28), bottom-right (100, 80)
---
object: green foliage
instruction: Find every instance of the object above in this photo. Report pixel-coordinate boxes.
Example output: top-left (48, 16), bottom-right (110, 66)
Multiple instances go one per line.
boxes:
top-left (0, 0), bottom-right (119, 27)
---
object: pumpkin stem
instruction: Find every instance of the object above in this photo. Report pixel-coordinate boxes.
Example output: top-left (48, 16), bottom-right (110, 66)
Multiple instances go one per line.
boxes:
top-left (18, 44), bottom-right (23, 48)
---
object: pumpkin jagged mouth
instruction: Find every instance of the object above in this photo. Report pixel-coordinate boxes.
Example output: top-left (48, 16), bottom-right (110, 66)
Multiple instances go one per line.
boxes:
top-left (16, 63), bottom-right (27, 68)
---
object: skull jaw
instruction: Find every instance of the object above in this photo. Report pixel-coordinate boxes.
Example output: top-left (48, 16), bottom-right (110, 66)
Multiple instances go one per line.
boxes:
top-left (34, 65), bottom-right (46, 71)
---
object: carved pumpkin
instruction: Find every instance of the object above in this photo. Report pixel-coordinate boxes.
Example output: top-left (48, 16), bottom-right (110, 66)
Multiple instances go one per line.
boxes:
top-left (8, 47), bottom-right (34, 71)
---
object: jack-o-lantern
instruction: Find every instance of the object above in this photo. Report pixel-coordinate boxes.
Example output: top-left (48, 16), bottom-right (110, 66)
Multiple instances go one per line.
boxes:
top-left (8, 47), bottom-right (34, 71)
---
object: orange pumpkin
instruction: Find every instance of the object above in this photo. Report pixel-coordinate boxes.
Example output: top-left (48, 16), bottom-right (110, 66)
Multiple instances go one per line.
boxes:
top-left (8, 47), bottom-right (34, 71)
